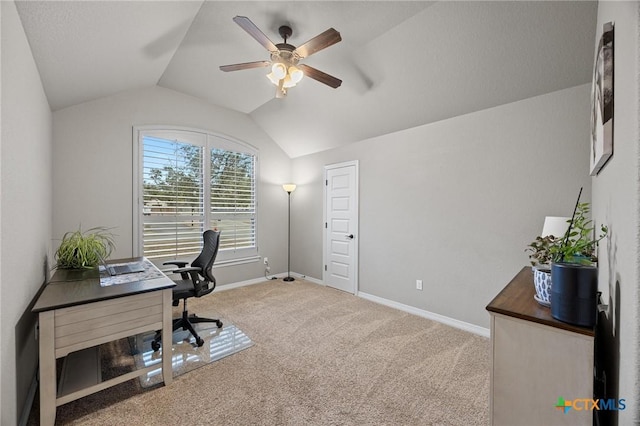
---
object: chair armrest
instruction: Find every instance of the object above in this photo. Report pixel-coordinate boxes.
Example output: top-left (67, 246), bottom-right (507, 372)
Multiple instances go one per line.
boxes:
top-left (163, 260), bottom-right (189, 268)
top-left (172, 266), bottom-right (202, 282)
top-left (172, 266), bottom-right (201, 274)
top-left (176, 267), bottom-right (210, 293)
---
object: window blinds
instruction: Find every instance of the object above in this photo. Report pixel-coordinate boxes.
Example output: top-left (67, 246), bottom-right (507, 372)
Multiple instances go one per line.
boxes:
top-left (141, 133), bottom-right (256, 261)
top-left (142, 137), bottom-right (204, 260)
top-left (210, 148), bottom-right (256, 252)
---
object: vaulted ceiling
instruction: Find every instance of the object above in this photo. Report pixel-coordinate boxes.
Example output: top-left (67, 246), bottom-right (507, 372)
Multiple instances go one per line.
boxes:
top-left (16, 1), bottom-right (598, 158)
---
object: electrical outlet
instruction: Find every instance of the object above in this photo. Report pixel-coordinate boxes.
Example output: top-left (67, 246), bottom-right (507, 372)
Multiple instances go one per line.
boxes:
top-left (263, 257), bottom-right (268, 265)
top-left (266, 266), bottom-right (271, 272)
top-left (416, 280), bottom-right (423, 291)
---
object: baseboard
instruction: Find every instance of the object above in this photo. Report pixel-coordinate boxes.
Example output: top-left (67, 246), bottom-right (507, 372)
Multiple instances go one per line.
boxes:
top-left (216, 276), bottom-right (272, 291)
top-left (217, 273), bottom-right (324, 291)
top-left (291, 273), bottom-right (323, 285)
top-left (357, 291), bottom-right (490, 338)
top-left (215, 276), bottom-right (488, 337)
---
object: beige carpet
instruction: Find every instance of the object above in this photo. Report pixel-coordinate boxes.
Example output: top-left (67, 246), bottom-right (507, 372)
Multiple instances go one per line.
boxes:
top-left (29, 280), bottom-right (490, 425)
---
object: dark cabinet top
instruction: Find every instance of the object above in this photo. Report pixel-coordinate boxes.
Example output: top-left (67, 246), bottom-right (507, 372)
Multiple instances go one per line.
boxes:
top-left (32, 257), bottom-right (175, 313)
top-left (486, 266), bottom-right (594, 337)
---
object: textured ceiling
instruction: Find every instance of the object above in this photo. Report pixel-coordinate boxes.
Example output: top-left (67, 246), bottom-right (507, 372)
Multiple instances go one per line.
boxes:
top-left (16, 1), bottom-right (598, 158)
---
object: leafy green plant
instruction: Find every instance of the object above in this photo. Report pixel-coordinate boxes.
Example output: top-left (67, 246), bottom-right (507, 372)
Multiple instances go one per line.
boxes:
top-left (55, 227), bottom-right (116, 269)
top-left (526, 235), bottom-right (562, 269)
top-left (526, 203), bottom-right (608, 267)
top-left (555, 202), bottom-right (608, 265)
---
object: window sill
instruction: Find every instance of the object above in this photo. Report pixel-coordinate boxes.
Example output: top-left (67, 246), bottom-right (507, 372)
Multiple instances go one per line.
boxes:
top-left (213, 255), bottom-right (261, 268)
top-left (156, 255), bottom-right (260, 274)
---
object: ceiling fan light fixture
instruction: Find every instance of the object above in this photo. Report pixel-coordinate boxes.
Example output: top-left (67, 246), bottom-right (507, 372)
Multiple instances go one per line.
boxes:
top-left (272, 62), bottom-right (287, 80)
top-left (282, 75), bottom-right (296, 89)
top-left (266, 72), bottom-right (280, 85)
top-left (288, 66), bottom-right (304, 84)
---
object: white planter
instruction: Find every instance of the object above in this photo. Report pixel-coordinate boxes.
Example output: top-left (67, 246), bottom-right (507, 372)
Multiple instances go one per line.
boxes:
top-left (532, 267), bottom-right (552, 306)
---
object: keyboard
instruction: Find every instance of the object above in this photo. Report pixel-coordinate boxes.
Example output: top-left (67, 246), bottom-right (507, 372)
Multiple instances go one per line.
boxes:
top-left (108, 262), bottom-right (145, 276)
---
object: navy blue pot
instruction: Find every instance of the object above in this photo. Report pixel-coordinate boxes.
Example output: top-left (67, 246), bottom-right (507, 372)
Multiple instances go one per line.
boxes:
top-left (550, 263), bottom-right (598, 327)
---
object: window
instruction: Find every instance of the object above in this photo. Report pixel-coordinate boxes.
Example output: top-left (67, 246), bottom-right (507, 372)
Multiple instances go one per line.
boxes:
top-left (134, 127), bottom-right (258, 264)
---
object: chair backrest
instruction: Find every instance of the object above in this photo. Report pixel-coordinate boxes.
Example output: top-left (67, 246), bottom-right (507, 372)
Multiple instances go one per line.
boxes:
top-left (191, 230), bottom-right (220, 283)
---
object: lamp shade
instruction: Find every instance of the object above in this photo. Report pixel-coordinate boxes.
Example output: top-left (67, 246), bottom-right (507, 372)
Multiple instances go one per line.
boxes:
top-left (542, 216), bottom-right (571, 238)
top-left (266, 72), bottom-right (280, 85)
top-left (272, 62), bottom-right (287, 80)
top-left (289, 66), bottom-right (304, 84)
top-left (282, 75), bottom-right (296, 89)
top-left (283, 184), bottom-right (296, 193)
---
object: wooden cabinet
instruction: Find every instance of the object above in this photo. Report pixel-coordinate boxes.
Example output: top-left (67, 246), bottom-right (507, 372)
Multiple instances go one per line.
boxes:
top-left (486, 267), bottom-right (594, 426)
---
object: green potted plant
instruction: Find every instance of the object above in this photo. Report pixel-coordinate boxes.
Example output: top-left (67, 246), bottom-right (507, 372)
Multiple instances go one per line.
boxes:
top-left (550, 202), bottom-right (607, 327)
top-left (553, 202), bottom-right (608, 265)
top-left (55, 226), bottom-right (116, 269)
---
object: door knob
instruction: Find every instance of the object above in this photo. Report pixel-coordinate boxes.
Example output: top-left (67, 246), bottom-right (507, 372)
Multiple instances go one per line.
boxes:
top-left (346, 234), bottom-right (354, 239)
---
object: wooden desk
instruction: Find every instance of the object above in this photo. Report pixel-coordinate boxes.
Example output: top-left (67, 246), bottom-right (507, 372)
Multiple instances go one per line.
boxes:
top-left (486, 267), bottom-right (595, 425)
top-left (32, 257), bottom-right (175, 426)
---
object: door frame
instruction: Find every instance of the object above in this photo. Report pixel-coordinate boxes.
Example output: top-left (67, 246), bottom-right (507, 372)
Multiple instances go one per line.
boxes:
top-left (323, 160), bottom-right (359, 294)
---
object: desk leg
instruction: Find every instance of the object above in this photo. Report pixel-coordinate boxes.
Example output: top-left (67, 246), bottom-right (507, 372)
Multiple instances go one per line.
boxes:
top-left (161, 289), bottom-right (173, 385)
top-left (39, 311), bottom-right (56, 426)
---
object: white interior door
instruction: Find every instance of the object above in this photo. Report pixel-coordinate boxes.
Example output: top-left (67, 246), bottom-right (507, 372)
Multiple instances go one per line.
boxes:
top-left (324, 161), bottom-right (358, 294)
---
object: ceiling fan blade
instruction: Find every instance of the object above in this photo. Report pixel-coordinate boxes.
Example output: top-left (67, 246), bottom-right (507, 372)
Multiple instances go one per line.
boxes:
top-left (294, 28), bottom-right (342, 59)
top-left (233, 16), bottom-right (278, 52)
top-left (220, 61), bottom-right (271, 72)
top-left (298, 64), bottom-right (342, 88)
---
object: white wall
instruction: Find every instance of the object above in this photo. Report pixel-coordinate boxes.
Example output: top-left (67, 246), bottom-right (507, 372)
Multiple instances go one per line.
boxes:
top-left (1, 1), bottom-right (53, 424)
top-left (292, 84), bottom-right (592, 328)
top-left (1, 2), bottom-right (4, 419)
top-left (53, 86), bottom-right (291, 285)
top-left (591, 2), bottom-right (640, 423)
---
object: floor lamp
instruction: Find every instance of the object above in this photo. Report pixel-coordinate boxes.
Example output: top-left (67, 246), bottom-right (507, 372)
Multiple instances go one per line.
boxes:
top-left (282, 184), bottom-right (296, 282)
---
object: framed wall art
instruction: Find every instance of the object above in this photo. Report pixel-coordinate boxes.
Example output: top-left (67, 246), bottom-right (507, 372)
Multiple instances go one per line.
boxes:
top-left (590, 22), bottom-right (614, 176)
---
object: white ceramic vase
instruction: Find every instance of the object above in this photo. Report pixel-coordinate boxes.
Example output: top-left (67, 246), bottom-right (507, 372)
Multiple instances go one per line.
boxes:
top-left (533, 266), bottom-right (552, 305)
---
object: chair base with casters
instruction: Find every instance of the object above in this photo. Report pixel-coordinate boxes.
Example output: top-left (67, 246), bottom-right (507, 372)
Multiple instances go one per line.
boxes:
top-left (151, 297), bottom-right (222, 351)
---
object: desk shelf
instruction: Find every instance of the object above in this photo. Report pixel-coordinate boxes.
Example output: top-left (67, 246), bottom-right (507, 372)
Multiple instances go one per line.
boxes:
top-left (57, 346), bottom-right (102, 398)
top-left (54, 344), bottom-right (161, 406)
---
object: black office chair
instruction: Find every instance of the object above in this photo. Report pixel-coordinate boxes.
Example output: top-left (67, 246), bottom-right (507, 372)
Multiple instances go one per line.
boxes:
top-left (151, 230), bottom-right (223, 351)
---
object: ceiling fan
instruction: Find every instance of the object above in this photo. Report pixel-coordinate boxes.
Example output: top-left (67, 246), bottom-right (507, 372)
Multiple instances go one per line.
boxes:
top-left (220, 16), bottom-right (342, 98)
